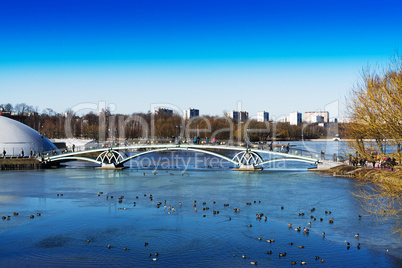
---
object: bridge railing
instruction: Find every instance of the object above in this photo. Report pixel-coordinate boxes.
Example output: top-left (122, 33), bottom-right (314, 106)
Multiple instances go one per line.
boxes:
top-left (49, 139), bottom-right (344, 162)
top-left (260, 146), bottom-right (344, 162)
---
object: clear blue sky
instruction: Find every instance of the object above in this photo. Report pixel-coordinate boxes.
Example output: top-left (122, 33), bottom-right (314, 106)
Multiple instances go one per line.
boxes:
top-left (1, 0), bottom-right (401, 119)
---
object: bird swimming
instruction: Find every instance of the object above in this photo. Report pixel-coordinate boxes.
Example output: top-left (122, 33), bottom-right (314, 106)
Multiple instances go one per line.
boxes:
top-left (355, 233), bottom-right (359, 238)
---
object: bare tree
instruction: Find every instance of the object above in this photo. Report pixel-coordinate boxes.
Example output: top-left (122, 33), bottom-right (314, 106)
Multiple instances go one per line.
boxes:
top-left (42, 108), bottom-right (56, 116)
top-left (14, 103), bottom-right (30, 115)
top-left (347, 54), bottom-right (402, 233)
top-left (1, 103), bottom-right (13, 112)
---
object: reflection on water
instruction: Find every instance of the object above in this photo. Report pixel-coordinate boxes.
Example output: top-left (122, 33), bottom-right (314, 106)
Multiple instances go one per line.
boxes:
top-left (0, 166), bottom-right (401, 267)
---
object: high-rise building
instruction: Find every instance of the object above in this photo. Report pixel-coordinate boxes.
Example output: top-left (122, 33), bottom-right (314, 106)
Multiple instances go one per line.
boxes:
top-left (183, 108), bottom-right (199, 120)
top-left (287, 112), bottom-right (302, 125)
top-left (316, 115), bottom-right (324, 123)
top-left (225, 110), bottom-right (249, 121)
top-left (256, 111), bottom-right (269, 122)
top-left (304, 111), bottom-right (329, 124)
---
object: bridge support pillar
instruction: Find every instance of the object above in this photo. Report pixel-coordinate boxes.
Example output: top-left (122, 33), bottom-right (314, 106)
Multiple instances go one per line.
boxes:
top-left (232, 164), bottom-right (263, 171)
top-left (95, 163), bottom-right (127, 170)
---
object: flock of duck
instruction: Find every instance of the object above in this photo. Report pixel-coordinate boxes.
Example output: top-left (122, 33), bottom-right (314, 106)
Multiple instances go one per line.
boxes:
top-left (1, 213), bottom-right (41, 220)
top-left (96, 185), bottom-right (363, 266)
top-left (1, 178), bottom-right (363, 266)
top-left (1, 193), bottom-right (65, 220)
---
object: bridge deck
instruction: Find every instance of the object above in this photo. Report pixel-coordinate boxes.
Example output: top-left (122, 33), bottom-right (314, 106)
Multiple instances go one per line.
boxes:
top-left (43, 143), bottom-right (342, 170)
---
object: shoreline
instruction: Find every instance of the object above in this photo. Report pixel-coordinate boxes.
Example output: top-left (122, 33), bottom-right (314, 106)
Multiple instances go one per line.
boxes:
top-left (313, 164), bottom-right (402, 248)
top-left (312, 164), bottom-right (402, 182)
top-left (0, 158), bottom-right (59, 170)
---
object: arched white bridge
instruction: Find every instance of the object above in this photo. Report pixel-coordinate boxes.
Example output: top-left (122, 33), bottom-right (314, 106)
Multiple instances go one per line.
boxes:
top-left (44, 144), bottom-right (336, 170)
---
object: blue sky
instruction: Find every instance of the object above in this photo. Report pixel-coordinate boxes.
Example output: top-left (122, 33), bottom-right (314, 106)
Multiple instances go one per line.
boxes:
top-left (1, 0), bottom-right (401, 119)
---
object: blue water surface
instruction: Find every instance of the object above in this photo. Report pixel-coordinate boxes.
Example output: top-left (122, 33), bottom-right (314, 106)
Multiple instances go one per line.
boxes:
top-left (0, 164), bottom-right (401, 267)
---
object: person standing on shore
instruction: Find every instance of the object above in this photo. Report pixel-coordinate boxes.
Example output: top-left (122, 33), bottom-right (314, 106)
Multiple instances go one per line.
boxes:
top-left (3, 149), bottom-right (6, 158)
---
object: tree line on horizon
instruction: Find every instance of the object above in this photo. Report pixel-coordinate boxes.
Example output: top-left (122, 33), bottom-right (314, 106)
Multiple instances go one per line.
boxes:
top-left (0, 102), bottom-right (344, 141)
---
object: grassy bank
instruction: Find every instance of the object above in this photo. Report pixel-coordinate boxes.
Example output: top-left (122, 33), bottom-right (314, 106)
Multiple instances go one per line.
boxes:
top-left (316, 164), bottom-right (402, 184)
top-left (0, 158), bottom-right (40, 164)
top-left (0, 158), bottom-right (49, 170)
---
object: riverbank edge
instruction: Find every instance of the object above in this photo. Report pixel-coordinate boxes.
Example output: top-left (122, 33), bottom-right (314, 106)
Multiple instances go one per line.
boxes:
top-left (0, 158), bottom-right (60, 170)
top-left (310, 164), bottom-right (402, 186)
top-left (312, 164), bottom-right (402, 259)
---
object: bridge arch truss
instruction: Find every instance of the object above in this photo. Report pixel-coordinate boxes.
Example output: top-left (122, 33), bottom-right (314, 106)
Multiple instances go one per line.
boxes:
top-left (45, 144), bottom-right (322, 169)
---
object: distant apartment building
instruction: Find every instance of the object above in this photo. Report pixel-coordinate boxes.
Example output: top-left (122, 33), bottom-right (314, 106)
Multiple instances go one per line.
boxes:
top-left (304, 111), bottom-right (329, 124)
top-left (225, 110), bottom-right (249, 121)
top-left (183, 108), bottom-right (199, 120)
top-left (256, 111), bottom-right (269, 122)
top-left (337, 118), bottom-right (350, 123)
top-left (316, 115), bottom-right (325, 123)
top-left (153, 108), bottom-right (173, 116)
top-left (277, 117), bottom-right (288, 123)
top-left (287, 112), bottom-right (302, 125)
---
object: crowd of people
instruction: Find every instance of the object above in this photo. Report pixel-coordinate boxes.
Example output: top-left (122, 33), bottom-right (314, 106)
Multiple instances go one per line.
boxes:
top-left (349, 152), bottom-right (398, 170)
top-left (2, 147), bottom-right (59, 158)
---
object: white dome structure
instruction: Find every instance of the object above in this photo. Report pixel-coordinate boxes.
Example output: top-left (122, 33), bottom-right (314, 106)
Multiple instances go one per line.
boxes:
top-left (0, 116), bottom-right (58, 157)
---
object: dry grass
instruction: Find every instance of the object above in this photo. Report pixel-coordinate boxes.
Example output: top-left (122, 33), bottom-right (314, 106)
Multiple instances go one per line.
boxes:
top-left (0, 158), bottom-right (40, 164)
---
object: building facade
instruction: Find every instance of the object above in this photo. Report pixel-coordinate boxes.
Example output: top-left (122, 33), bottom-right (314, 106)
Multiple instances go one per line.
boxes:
top-left (183, 108), bottom-right (199, 120)
top-left (304, 111), bottom-right (329, 124)
top-left (287, 112), bottom-right (302, 125)
top-left (225, 110), bottom-right (249, 121)
top-left (256, 111), bottom-right (269, 122)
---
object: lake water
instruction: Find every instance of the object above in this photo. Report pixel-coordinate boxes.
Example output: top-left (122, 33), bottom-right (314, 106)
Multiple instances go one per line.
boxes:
top-left (0, 141), bottom-right (401, 267)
